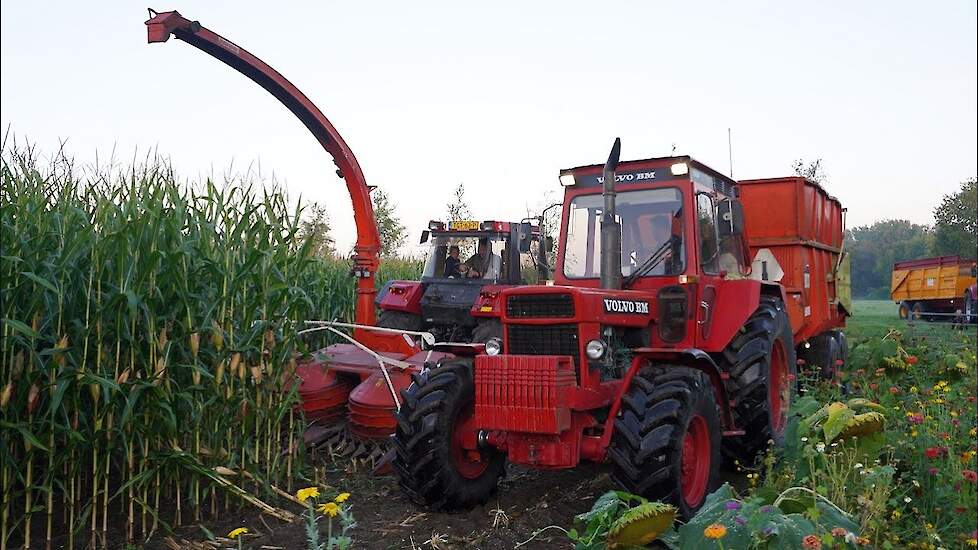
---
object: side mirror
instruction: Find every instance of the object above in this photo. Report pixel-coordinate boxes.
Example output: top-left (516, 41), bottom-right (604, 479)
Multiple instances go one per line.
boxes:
top-left (717, 198), bottom-right (745, 238)
top-left (420, 230), bottom-right (430, 244)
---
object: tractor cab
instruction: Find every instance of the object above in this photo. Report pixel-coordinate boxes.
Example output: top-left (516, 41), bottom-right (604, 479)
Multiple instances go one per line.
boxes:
top-left (376, 219), bottom-right (548, 343)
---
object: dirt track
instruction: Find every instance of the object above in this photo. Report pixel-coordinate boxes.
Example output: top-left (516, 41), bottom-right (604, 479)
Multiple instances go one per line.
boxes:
top-left (151, 462), bottom-right (618, 550)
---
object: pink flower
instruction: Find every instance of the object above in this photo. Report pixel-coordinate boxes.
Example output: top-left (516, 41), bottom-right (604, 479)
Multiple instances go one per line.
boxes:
top-left (963, 470), bottom-right (977, 483)
top-left (908, 414), bottom-right (924, 425)
top-left (928, 467), bottom-right (939, 476)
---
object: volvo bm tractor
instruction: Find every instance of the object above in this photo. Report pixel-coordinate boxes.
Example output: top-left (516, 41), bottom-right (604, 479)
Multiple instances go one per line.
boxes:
top-left (391, 140), bottom-right (850, 518)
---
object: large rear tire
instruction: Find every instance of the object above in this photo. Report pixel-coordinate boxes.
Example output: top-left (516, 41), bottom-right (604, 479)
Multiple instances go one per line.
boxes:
top-left (392, 358), bottom-right (504, 510)
top-left (608, 366), bottom-right (721, 520)
top-left (719, 296), bottom-right (797, 465)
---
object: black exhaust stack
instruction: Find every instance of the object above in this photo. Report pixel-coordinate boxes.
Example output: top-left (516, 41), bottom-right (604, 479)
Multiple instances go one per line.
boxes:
top-left (600, 138), bottom-right (622, 290)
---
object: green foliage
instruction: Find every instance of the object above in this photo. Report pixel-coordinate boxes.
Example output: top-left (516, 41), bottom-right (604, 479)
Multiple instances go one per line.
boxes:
top-left (371, 188), bottom-right (406, 256)
top-left (661, 483), bottom-right (858, 549)
top-left (932, 177), bottom-right (977, 257)
top-left (567, 490), bottom-right (669, 549)
top-left (0, 142), bottom-right (419, 547)
top-left (845, 220), bottom-right (933, 299)
top-left (298, 202), bottom-right (335, 258)
top-left (445, 182), bottom-right (472, 222)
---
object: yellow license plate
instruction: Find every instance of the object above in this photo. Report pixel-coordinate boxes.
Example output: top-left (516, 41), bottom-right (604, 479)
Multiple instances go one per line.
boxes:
top-left (449, 220), bottom-right (480, 230)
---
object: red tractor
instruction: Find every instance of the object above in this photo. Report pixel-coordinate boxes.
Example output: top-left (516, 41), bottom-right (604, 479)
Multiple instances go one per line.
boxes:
top-left (391, 140), bottom-right (850, 518)
top-left (377, 219), bottom-right (550, 344)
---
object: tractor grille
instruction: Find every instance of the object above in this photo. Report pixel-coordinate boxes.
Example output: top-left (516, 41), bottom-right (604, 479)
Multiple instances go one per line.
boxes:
top-left (506, 323), bottom-right (579, 361)
top-left (506, 293), bottom-right (574, 318)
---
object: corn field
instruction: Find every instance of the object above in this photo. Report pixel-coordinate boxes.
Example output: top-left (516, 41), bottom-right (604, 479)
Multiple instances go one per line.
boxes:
top-left (0, 143), bottom-right (421, 549)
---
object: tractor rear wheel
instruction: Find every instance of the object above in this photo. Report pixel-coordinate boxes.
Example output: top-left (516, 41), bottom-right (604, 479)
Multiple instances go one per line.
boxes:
top-left (608, 366), bottom-right (721, 520)
top-left (719, 296), bottom-right (796, 465)
top-left (392, 358), bottom-right (504, 510)
top-left (377, 309), bottom-right (424, 332)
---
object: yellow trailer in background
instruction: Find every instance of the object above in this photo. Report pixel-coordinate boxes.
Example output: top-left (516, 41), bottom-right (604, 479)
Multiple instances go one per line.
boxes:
top-left (891, 255), bottom-right (977, 322)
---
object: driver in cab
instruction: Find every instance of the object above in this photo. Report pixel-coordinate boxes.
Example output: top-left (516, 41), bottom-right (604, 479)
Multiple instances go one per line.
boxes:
top-left (464, 238), bottom-right (501, 279)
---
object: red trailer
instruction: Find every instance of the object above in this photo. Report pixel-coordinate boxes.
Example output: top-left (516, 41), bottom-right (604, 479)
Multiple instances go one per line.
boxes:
top-left (738, 177), bottom-right (851, 378)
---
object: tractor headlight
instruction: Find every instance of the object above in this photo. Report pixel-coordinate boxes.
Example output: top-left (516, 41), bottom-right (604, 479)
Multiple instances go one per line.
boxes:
top-left (485, 337), bottom-right (502, 356)
top-left (559, 174), bottom-right (576, 186)
top-left (585, 339), bottom-right (607, 360)
top-left (670, 162), bottom-right (689, 176)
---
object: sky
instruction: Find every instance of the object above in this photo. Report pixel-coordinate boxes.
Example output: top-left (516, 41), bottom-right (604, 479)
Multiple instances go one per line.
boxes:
top-left (2, 1), bottom-right (976, 255)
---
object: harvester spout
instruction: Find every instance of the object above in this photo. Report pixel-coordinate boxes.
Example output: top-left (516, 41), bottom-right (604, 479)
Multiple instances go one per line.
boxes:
top-left (143, 9), bottom-right (382, 327)
top-left (600, 138), bottom-right (623, 290)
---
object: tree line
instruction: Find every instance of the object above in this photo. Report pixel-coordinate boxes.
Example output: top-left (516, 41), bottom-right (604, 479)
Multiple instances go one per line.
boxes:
top-left (845, 176), bottom-right (976, 298)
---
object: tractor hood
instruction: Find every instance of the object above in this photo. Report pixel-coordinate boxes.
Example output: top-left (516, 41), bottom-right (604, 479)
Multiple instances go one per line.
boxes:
top-left (500, 284), bottom-right (656, 327)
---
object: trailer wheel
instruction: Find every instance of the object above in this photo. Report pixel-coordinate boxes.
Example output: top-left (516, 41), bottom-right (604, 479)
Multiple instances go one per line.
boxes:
top-left (608, 366), bottom-right (721, 520)
top-left (720, 296), bottom-right (797, 464)
top-left (805, 333), bottom-right (840, 380)
top-left (832, 330), bottom-right (849, 371)
top-left (911, 302), bottom-right (927, 322)
top-left (898, 301), bottom-right (911, 320)
top-left (392, 358), bottom-right (504, 510)
top-left (965, 291), bottom-right (976, 324)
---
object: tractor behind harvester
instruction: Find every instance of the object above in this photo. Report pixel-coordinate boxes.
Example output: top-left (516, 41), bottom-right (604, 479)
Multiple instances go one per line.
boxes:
top-left (145, 10), bottom-right (852, 515)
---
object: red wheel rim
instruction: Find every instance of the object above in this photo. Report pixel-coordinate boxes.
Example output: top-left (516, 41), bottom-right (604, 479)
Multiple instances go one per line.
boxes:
top-left (451, 403), bottom-right (488, 479)
top-left (680, 414), bottom-right (710, 508)
top-left (768, 340), bottom-right (789, 435)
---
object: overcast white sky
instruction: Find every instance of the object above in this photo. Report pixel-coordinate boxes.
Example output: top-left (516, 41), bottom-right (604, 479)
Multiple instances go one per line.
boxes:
top-left (2, 1), bottom-right (976, 254)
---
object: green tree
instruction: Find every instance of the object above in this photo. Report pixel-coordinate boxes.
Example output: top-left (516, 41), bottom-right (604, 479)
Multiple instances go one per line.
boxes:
top-left (845, 220), bottom-right (933, 299)
top-left (931, 177), bottom-right (977, 258)
top-left (792, 158), bottom-right (828, 184)
top-left (297, 202), bottom-right (335, 257)
top-left (372, 188), bottom-right (406, 256)
top-left (446, 182), bottom-right (472, 222)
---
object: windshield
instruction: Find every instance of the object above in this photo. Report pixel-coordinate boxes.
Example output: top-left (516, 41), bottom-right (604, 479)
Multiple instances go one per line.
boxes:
top-left (563, 188), bottom-right (685, 278)
top-left (422, 234), bottom-right (508, 281)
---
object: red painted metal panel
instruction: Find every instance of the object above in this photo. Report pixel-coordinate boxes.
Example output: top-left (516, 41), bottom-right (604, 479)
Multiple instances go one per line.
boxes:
top-left (738, 177), bottom-right (846, 342)
top-left (474, 355), bottom-right (575, 434)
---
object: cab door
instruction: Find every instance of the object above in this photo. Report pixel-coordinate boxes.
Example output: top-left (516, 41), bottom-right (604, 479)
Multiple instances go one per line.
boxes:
top-left (694, 192), bottom-right (721, 343)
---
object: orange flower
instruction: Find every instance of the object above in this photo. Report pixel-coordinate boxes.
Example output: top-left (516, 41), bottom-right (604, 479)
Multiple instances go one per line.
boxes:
top-left (704, 523), bottom-right (727, 539)
top-left (802, 534), bottom-right (821, 549)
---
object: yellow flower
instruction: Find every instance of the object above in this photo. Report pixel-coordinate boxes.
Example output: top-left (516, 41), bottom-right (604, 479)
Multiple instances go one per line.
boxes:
top-left (967, 536), bottom-right (976, 546)
top-left (296, 486), bottom-right (320, 503)
top-left (891, 510), bottom-right (902, 519)
top-left (228, 527), bottom-right (248, 539)
top-left (318, 501), bottom-right (340, 517)
top-left (909, 386), bottom-right (918, 394)
top-left (970, 427), bottom-right (977, 437)
top-left (704, 523), bottom-right (727, 539)
top-left (334, 492), bottom-right (351, 503)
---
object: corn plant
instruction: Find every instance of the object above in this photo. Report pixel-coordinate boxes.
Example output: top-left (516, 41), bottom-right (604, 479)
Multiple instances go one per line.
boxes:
top-left (0, 141), bottom-right (421, 549)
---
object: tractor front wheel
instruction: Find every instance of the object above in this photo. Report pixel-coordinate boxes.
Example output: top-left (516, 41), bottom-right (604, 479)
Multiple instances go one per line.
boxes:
top-left (720, 296), bottom-right (797, 465)
top-left (965, 291), bottom-right (976, 324)
top-left (392, 358), bottom-right (504, 510)
top-left (608, 366), bottom-right (721, 520)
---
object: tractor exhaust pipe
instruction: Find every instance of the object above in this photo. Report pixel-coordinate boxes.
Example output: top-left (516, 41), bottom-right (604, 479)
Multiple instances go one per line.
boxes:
top-left (600, 138), bottom-right (623, 290)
